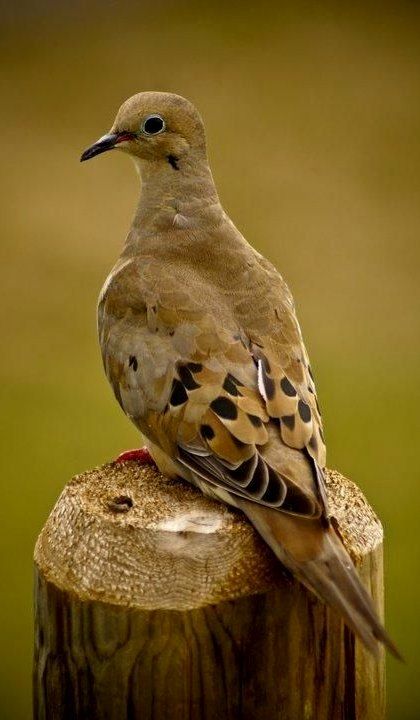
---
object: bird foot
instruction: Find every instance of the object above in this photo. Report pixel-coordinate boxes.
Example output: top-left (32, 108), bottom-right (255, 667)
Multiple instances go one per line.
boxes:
top-left (114, 447), bottom-right (156, 465)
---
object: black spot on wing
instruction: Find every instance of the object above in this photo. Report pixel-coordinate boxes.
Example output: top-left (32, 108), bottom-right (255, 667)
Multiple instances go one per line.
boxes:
top-left (210, 396), bottom-right (238, 420)
top-left (298, 400), bottom-right (311, 423)
top-left (200, 424), bottom-right (215, 440)
top-left (248, 413), bottom-right (263, 427)
top-left (281, 414), bottom-right (295, 430)
top-left (280, 377), bottom-right (297, 397)
top-left (170, 379), bottom-right (188, 406)
top-left (261, 356), bottom-right (271, 373)
top-left (262, 374), bottom-right (275, 400)
top-left (187, 362), bottom-right (203, 373)
top-left (223, 375), bottom-right (242, 396)
top-left (178, 365), bottom-right (200, 390)
top-left (229, 374), bottom-right (245, 387)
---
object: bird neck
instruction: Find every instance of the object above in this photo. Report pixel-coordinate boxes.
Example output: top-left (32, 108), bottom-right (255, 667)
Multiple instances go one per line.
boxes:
top-left (127, 151), bottom-right (224, 243)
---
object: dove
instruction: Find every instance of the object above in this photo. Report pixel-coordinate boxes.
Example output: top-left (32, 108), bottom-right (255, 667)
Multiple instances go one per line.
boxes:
top-left (81, 91), bottom-right (398, 657)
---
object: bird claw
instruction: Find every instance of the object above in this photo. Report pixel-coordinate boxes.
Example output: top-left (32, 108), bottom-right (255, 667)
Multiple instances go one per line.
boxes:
top-left (114, 447), bottom-right (155, 465)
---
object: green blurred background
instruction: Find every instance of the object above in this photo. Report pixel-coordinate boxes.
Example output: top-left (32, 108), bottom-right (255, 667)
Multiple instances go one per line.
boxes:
top-left (1, 1), bottom-right (419, 717)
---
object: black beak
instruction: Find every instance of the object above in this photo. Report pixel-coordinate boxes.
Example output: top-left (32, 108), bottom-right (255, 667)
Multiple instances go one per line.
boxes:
top-left (80, 131), bottom-right (135, 162)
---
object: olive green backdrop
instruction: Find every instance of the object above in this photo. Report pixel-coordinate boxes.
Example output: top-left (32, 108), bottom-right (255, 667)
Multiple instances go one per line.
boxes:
top-left (1, 1), bottom-right (419, 718)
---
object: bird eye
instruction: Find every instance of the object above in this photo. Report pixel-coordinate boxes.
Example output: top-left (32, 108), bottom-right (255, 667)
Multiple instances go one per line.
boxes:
top-left (142, 115), bottom-right (165, 135)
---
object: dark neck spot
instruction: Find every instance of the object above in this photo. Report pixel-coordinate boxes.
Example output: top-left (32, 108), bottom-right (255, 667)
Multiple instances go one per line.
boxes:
top-left (167, 154), bottom-right (180, 170)
top-left (128, 355), bottom-right (138, 371)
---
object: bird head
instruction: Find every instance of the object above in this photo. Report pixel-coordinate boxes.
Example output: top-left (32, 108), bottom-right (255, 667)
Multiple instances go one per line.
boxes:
top-left (80, 91), bottom-right (207, 171)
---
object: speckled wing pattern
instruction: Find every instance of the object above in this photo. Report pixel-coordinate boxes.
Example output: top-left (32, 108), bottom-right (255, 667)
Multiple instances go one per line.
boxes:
top-left (99, 253), bottom-right (327, 521)
top-left (99, 249), bottom-right (399, 657)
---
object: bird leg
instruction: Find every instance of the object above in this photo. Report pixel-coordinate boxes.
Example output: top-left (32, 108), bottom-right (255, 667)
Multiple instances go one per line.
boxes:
top-left (114, 447), bottom-right (156, 465)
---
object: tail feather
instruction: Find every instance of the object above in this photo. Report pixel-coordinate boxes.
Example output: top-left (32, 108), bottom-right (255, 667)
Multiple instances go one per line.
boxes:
top-left (237, 498), bottom-right (401, 659)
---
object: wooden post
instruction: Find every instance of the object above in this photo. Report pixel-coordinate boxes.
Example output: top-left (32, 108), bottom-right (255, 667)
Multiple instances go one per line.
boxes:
top-left (33, 463), bottom-right (385, 720)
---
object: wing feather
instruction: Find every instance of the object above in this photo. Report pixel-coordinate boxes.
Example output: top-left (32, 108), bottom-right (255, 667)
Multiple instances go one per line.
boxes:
top-left (100, 258), bottom-right (326, 518)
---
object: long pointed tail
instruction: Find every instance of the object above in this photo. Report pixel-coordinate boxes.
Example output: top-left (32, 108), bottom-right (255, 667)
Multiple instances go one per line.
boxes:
top-left (237, 498), bottom-right (401, 658)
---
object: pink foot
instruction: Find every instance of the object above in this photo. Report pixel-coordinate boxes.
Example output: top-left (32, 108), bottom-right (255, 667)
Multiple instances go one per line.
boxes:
top-left (114, 447), bottom-right (156, 465)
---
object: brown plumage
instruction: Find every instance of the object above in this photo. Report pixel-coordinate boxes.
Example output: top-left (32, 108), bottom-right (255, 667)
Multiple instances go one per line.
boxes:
top-left (81, 91), bottom-right (399, 657)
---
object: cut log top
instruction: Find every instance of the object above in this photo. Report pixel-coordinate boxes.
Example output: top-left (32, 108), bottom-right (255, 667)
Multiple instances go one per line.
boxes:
top-left (34, 463), bottom-right (382, 612)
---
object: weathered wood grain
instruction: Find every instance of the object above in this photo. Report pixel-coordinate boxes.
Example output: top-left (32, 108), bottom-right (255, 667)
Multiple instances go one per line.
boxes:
top-left (33, 462), bottom-right (385, 720)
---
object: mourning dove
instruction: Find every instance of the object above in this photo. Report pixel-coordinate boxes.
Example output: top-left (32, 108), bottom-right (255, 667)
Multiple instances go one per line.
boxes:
top-left (81, 91), bottom-right (398, 656)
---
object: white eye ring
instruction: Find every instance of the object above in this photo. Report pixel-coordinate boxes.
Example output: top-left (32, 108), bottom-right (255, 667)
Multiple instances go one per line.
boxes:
top-left (141, 114), bottom-right (166, 135)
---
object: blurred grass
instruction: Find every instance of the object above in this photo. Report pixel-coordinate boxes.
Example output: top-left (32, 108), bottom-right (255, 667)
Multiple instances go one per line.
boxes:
top-left (1, 1), bottom-right (419, 717)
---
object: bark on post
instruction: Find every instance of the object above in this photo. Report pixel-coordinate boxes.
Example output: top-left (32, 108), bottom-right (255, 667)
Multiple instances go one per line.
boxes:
top-left (33, 462), bottom-right (385, 720)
